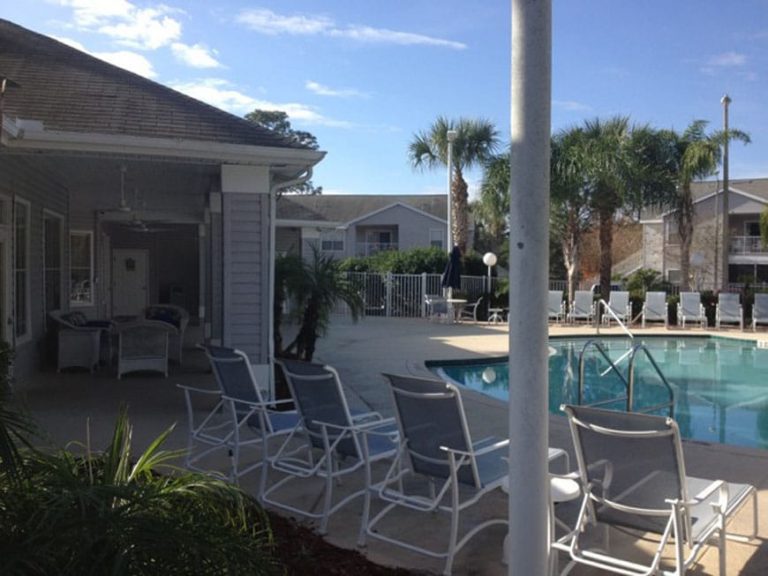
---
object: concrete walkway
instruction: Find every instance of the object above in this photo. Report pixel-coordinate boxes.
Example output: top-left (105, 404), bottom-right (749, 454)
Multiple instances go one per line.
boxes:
top-left (15, 317), bottom-right (768, 575)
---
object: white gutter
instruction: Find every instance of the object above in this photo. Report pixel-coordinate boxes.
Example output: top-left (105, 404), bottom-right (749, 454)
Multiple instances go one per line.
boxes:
top-left (267, 168), bottom-right (314, 398)
top-left (6, 119), bottom-right (325, 166)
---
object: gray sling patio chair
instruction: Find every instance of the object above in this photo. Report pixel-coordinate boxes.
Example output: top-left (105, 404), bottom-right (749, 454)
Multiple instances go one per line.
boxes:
top-left (555, 405), bottom-right (757, 576)
top-left (568, 290), bottom-right (595, 325)
top-left (548, 290), bottom-right (565, 324)
top-left (716, 292), bottom-right (743, 330)
top-left (641, 291), bottom-right (668, 328)
top-left (752, 293), bottom-right (768, 331)
top-left (677, 291), bottom-right (706, 329)
top-left (602, 290), bottom-right (631, 326)
top-left (262, 359), bottom-right (399, 535)
top-left (177, 345), bottom-right (299, 496)
top-left (360, 374), bottom-right (566, 575)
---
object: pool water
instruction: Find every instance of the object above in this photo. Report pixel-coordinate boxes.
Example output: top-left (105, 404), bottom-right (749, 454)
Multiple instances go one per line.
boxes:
top-left (429, 336), bottom-right (768, 450)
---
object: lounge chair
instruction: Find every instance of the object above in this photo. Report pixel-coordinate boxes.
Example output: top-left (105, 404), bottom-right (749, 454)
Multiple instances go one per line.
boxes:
top-left (641, 291), bottom-right (668, 328)
top-left (360, 373), bottom-right (568, 575)
top-left (602, 290), bottom-right (631, 326)
top-left (678, 291), bottom-right (706, 329)
top-left (716, 292), bottom-right (743, 330)
top-left (548, 290), bottom-right (565, 323)
top-left (115, 319), bottom-right (177, 378)
top-left (556, 405), bottom-right (757, 576)
top-left (177, 346), bottom-right (299, 493)
top-left (752, 293), bottom-right (768, 331)
top-left (568, 290), bottom-right (595, 325)
top-left (263, 360), bottom-right (398, 534)
top-left (459, 295), bottom-right (484, 322)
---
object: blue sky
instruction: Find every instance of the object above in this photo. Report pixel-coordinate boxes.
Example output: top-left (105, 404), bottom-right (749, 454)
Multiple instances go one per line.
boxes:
top-left (3, 1), bottom-right (767, 197)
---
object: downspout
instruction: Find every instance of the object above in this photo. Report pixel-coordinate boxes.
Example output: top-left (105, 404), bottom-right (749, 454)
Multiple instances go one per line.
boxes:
top-left (267, 168), bottom-right (313, 396)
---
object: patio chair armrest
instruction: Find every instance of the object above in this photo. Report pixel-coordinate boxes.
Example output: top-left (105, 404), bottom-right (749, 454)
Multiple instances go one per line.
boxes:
top-left (687, 479), bottom-right (728, 510)
top-left (317, 416), bottom-right (396, 434)
top-left (350, 410), bottom-right (384, 424)
top-left (220, 394), bottom-right (294, 410)
top-left (176, 383), bottom-right (221, 396)
top-left (440, 437), bottom-right (509, 458)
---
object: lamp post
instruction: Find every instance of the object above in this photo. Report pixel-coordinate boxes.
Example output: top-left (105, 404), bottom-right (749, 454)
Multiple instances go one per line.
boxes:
top-left (483, 252), bottom-right (497, 320)
top-left (720, 94), bottom-right (731, 291)
top-left (446, 129), bottom-right (458, 253)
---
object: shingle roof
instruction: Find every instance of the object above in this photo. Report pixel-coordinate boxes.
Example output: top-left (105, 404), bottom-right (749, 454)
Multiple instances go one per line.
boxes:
top-left (641, 178), bottom-right (768, 220)
top-left (277, 194), bottom-right (447, 223)
top-left (0, 19), bottom-right (302, 149)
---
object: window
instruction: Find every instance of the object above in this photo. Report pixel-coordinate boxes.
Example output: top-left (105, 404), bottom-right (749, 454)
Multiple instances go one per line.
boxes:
top-left (70, 231), bottom-right (93, 306)
top-left (320, 230), bottom-right (344, 252)
top-left (745, 221), bottom-right (760, 237)
top-left (667, 269), bottom-right (681, 285)
top-left (665, 221), bottom-right (680, 246)
top-left (14, 200), bottom-right (30, 339)
top-left (44, 212), bottom-right (63, 315)
top-left (429, 229), bottom-right (444, 249)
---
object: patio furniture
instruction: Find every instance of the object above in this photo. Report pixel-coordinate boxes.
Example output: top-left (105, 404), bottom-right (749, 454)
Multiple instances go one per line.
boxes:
top-left (446, 298), bottom-right (467, 323)
top-left (459, 295), bottom-right (484, 322)
top-left (716, 292), bottom-right (743, 330)
top-left (556, 404), bottom-right (757, 576)
top-left (115, 320), bottom-right (176, 378)
top-left (641, 291), bottom-right (668, 328)
top-left (678, 291), bottom-right (706, 329)
top-left (48, 310), bottom-right (110, 372)
top-left (488, 307), bottom-right (506, 324)
top-left (568, 291), bottom-right (595, 325)
top-left (602, 290), bottom-right (631, 326)
top-left (145, 304), bottom-right (189, 364)
top-left (548, 290), bottom-right (565, 324)
top-left (752, 293), bottom-right (768, 331)
top-left (359, 373), bottom-right (511, 575)
top-left (178, 346), bottom-right (299, 493)
top-left (425, 294), bottom-right (448, 322)
top-left (263, 360), bottom-right (398, 535)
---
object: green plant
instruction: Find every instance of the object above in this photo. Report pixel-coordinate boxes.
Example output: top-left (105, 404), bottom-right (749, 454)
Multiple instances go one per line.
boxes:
top-left (0, 408), bottom-right (280, 576)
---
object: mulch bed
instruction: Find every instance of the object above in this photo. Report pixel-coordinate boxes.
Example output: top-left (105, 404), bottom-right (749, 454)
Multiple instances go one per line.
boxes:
top-left (268, 511), bottom-right (425, 575)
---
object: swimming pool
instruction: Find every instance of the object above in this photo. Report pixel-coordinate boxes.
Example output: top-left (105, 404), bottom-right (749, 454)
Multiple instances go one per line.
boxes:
top-left (428, 336), bottom-right (768, 450)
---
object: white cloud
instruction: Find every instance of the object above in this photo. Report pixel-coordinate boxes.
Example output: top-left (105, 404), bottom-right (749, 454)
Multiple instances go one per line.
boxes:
top-left (93, 50), bottom-right (157, 78)
top-left (553, 99), bottom-right (592, 112)
top-left (707, 51), bottom-right (746, 67)
top-left (305, 80), bottom-right (367, 98)
top-left (237, 8), bottom-right (466, 49)
top-left (169, 78), bottom-right (352, 127)
top-left (171, 42), bottom-right (221, 68)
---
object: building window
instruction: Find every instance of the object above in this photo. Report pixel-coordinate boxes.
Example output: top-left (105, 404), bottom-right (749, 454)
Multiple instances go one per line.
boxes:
top-left (14, 199), bottom-right (30, 339)
top-left (320, 230), bottom-right (344, 252)
top-left (745, 221), bottom-right (760, 237)
top-left (44, 212), bottom-right (63, 315)
top-left (665, 221), bottom-right (680, 246)
top-left (429, 229), bottom-right (444, 249)
top-left (70, 231), bottom-right (94, 306)
top-left (667, 269), bottom-right (681, 285)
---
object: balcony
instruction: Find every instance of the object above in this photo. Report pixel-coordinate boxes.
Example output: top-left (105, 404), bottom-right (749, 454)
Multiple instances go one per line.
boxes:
top-left (355, 242), bottom-right (398, 257)
top-left (730, 236), bottom-right (768, 255)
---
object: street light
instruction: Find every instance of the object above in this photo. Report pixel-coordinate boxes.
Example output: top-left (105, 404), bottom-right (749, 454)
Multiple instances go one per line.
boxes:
top-left (446, 129), bottom-right (458, 253)
top-left (483, 251), bottom-right (497, 317)
top-left (720, 94), bottom-right (731, 291)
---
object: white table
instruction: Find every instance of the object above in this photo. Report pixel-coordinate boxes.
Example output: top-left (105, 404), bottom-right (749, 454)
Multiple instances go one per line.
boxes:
top-left (488, 307), bottom-right (505, 323)
top-left (446, 298), bottom-right (467, 323)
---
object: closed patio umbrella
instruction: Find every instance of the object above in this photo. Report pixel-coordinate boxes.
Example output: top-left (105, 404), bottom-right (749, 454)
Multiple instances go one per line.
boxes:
top-left (441, 246), bottom-right (463, 296)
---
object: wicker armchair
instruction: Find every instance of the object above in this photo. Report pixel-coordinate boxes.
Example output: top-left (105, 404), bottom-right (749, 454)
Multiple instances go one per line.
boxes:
top-left (116, 320), bottom-right (177, 379)
top-left (145, 304), bottom-right (189, 364)
top-left (49, 311), bottom-right (111, 372)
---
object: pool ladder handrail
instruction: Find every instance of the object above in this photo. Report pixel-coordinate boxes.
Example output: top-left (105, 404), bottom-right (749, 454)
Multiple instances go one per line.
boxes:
top-left (577, 339), bottom-right (675, 417)
top-left (595, 299), bottom-right (634, 377)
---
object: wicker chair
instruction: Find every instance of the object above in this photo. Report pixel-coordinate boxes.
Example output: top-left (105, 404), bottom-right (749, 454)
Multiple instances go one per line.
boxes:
top-left (116, 320), bottom-right (177, 378)
top-left (49, 310), bottom-right (112, 372)
top-left (145, 304), bottom-right (189, 364)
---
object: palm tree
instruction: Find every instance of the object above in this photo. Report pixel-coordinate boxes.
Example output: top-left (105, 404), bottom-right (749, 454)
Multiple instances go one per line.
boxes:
top-left (283, 247), bottom-right (363, 362)
top-left (409, 117), bottom-right (499, 253)
top-left (474, 152), bottom-right (511, 253)
top-left (661, 120), bottom-right (750, 291)
top-left (550, 127), bottom-right (593, 304)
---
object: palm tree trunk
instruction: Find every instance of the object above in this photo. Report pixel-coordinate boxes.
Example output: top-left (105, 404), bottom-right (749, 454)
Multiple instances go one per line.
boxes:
top-left (678, 187), bottom-right (694, 292)
top-left (452, 167), bottom-right (469, 252)
top-left (598, 205), bottom-right (615, 300)
top-left (562, 235), bottom-right (580, 306)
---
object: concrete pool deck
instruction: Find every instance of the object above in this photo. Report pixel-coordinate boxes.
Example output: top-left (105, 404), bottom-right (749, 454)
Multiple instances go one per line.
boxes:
top-left (15, 317), bottom-right (768, 574)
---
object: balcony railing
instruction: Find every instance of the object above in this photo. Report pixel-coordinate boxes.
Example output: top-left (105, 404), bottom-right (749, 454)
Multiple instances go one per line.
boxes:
top-left (730, 236), bottom-right (768, 255)
top-left (355, 242), bottom-right (398, 257)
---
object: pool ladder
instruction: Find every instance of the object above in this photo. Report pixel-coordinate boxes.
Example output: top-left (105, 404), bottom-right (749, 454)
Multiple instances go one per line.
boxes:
top-left (576, 339), bottom-right (675, 417)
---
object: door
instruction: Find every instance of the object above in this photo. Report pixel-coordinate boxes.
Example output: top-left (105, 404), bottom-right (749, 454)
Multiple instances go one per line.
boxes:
top-left (112, 249), bottom-right (148, 317)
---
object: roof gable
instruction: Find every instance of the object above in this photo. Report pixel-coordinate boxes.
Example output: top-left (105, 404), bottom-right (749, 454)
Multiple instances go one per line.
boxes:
top-left (0, 19), bottom-right (301, 149)
top-left (276, 194), bottom-right (447, 224)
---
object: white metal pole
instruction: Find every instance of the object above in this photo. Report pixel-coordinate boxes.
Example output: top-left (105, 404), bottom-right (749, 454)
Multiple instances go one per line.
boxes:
top-left (720, 94), bottom-right (731, 291)
top-left (446, 130), bottom-right (457, 252)
top-left (508, 1), bottom-right (552, 574)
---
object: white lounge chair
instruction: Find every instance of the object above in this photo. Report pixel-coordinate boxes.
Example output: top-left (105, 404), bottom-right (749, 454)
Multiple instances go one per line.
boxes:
top-left (556, 405), bottom-right (757, 576)
top-left (360, 374), bottom-right (511, 575)
top-left (568, 290), bottom-right (595, 324)
top-left (548, 290), bottom-right (565, 323)
top-left (602, 290), bottom-right (631, 326)
top-left (177, 345), bottom-right (299, 493)
top-left (641, 291), bottom-right (668, 328)
top-left (716, 292), bottom-right (743, 330)
top-left (752, 293), bottom-right (768, 331)
top-left (678, 291), bottom-right (706, 329)
top-left (263, 360), bottom-right (398, 535)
